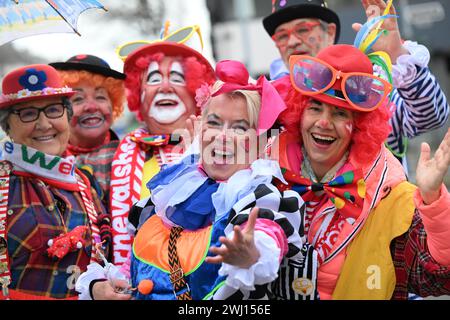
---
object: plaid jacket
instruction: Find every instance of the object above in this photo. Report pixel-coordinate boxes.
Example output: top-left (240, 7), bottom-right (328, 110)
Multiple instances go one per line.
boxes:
top-left (392, 209), bottom-right (450, 299)
top-left (6, 173), bottom-right (108, 299)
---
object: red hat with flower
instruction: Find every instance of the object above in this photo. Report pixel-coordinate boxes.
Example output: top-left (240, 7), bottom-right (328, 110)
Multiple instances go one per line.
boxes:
top-left (0, 64), bottom-right (75, 109)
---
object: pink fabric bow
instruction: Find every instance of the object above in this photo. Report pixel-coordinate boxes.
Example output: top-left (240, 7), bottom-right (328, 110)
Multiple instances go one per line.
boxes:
top-left (212, 60), bottom-right (286, 135)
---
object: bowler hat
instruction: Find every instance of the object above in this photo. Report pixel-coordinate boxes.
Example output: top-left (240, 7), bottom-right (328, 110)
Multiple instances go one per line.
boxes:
top-left (263, 0), bottom-right (340, 43)
top-left (50, 54), bottom-right (126, 80)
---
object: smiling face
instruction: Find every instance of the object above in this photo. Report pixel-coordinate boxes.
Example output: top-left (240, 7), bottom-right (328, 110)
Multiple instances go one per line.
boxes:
top-left (68, 81), bottom-right (113, 148)
top-left (301, 100), bottom-right (354, 180)
top-left (201, 93), bottom-right (257, 181)
top-left (140, 57), bottom-right (196, 134)
top-left (7, 97), bottom-right (70, 156)
top-left (274, 18), bottom-right (336, 68)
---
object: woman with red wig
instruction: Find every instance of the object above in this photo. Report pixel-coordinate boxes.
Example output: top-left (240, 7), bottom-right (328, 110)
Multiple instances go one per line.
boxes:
top-left (270, 43), bottom-right (450, 300)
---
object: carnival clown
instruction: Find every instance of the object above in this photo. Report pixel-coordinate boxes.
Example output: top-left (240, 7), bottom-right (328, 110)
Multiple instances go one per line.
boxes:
top-left (109, 27), bottom-right (216, 266)
top-left (270, 45), bottom-right (450, 299)
top-left (49, 54), bottom-right (126, 212)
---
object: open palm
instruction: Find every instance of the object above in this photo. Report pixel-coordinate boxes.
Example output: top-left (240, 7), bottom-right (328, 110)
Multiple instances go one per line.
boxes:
top-left (416, 129), bottom-right (450, 204)
top-left (206, 207), bottom-right (260, 269)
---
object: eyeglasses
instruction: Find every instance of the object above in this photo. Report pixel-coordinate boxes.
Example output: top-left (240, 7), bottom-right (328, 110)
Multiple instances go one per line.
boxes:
top-left (10, 103), bottom-right (66, 123)
top-left (272, 21), bottom-right (321, 47)
top-left (116, 25), bottom-right (204, 61)
top-left (289, 55), bottom-right (393, 112)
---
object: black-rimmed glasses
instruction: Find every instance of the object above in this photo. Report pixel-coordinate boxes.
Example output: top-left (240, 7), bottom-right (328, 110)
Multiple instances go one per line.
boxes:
top-left (10, 103), bottom-right (66, 123)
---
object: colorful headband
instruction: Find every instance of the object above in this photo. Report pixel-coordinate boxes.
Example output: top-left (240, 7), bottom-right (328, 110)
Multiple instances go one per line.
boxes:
top-left (208, 60), bottom-right (286, 135)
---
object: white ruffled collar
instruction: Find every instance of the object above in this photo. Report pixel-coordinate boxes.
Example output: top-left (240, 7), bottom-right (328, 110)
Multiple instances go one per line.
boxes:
top-left (151, 157), bottom-right (287, 227)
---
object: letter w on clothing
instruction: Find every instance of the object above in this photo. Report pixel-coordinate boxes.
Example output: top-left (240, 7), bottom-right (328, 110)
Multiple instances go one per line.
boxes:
top-left (22, 145), bottom-right (59, 170)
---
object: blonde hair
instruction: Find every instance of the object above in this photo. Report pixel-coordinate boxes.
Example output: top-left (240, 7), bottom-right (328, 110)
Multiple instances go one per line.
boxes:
top-left (202, 80), bottom-right (261, 128)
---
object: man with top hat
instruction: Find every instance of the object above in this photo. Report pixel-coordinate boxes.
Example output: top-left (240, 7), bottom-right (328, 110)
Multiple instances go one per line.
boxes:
top-left (49, 54), bottom-right (126, 217)
top-left (73, 27), bottom-right (216, 300)
top-left (263, 0), bottom-right (449, 171)
top-left (0, 64), bottom-right (110, 299)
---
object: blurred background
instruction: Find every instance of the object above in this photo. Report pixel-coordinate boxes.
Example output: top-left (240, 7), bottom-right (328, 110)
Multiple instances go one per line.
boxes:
top-left (0, 0), bottom-right (449, 185)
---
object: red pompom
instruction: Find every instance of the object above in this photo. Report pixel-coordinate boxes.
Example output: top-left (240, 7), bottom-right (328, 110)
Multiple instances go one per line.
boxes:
top-left (138, 279), bottom-right (154, 295)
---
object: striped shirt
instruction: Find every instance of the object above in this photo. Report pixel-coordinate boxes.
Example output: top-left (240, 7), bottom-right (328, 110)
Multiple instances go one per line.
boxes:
top-left (388, 65), bottom-right (449, 169)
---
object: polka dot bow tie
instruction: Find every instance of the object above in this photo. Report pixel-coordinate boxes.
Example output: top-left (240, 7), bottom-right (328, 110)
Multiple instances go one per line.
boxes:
top-left (283, 169), bottom-right (367, 221)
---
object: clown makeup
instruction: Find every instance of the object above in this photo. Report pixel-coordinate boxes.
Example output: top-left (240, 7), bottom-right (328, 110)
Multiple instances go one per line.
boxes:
top-left (140, 57), bottom-right (196, 134)
top-left (301, 100), bottom-right (354, 180)
top-left (274, 18), bottom-right (336, 68)
top-left (345, 123), bottom-right (354, 135)
top-left (68, 81), bottom-right (113, 148)
top-left (7, 97), bottom-right (70, 156)
top-left (201, 94), bottom-right (258, 182)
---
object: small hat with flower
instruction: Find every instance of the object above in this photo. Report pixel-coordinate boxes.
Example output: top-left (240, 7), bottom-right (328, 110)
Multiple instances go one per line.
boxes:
top-left (0, 64), bottom-right (75, 109)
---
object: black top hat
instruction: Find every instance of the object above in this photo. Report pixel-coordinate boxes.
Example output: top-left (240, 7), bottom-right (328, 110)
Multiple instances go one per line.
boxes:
top-left (50, 54), bottom-right (126, 80)
top-left (263, 0), bottom-right (341, 43)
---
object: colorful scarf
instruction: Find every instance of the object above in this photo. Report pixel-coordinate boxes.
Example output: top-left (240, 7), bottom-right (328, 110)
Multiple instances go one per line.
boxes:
top-left (3, 141), bottom-right (78, 188)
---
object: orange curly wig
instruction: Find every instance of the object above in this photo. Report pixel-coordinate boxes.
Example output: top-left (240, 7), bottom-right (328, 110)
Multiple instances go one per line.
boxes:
top-left (57, 70), bottom-right (126, 121)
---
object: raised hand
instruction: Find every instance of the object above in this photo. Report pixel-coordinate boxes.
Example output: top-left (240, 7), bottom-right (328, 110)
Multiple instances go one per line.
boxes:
top-left (352, 0), bottom-right (409, 62)
top-left (186, 115), bottom-right (201, 138)
top-left (206, 207), bottom-right (260, 269)
top-left (416, 128), bottom-right (450, 205)
top-left (183, 115), bottom-right (202, 149)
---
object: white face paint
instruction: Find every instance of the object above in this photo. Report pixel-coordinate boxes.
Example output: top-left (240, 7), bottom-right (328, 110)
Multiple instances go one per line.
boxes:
top-left (169, 62), bottom-right (185, 85)
top-left (149, 93), bottom-right (187, 124)
top-left (146, 61), bottom-right (161, 85)
top-left (146, 61), bottom-right (187, 124)
top-left (345, 123), bottom-right (353, 135)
